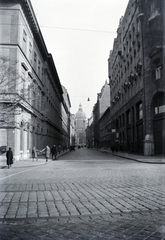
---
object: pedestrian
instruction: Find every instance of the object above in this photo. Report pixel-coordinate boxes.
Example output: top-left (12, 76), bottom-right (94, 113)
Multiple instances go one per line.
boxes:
top-left (6, 147), bottom-right (13, 169)
top-left (51, 145), bottom-right (57, 160)
top-left (111, 146), bottom-right (114, 153)
top-left (58, 145), bottom-right (61, 154)
top-left (41, 146), bottom-right (50, 162)
top-left (115, 140), bottom-right (118, 153)
top-left (32, 146), bottom-right (38, 161)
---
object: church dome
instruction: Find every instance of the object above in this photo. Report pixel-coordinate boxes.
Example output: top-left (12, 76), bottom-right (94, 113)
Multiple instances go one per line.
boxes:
top-left (75, 104), bottom-right (86, 119)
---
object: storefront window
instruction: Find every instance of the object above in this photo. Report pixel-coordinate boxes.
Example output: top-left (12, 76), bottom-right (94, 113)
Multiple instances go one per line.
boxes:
top-left (155, 105), bottom-right (165, 114)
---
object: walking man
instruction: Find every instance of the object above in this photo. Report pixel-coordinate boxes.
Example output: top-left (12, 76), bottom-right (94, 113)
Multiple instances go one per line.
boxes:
top-left (51, 145), bottom-right (57, 160)
top-left (6, 147), bottom-right (13, 169)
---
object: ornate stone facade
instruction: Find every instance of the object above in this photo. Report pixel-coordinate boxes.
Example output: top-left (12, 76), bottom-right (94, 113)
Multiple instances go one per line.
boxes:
top-left (108, 0), bottom-right (165, 155)
top-left (0, 0), bottom-right (65, 160)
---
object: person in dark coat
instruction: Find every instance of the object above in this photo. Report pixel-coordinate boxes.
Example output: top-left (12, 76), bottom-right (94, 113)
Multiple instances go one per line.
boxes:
top-left (58, 145), bottom-right (61, 154)
top-left (6, 147), bottom-right (13, 169)
top-left (51, 145), bottom-right (57, 160)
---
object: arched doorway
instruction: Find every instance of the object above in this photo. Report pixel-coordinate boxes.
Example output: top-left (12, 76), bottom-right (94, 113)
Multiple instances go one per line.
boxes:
top-left (152, 92), bottom-right (165, 155)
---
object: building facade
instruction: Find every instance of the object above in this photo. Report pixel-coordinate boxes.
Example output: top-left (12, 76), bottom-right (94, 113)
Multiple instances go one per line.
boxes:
top-left (99, 81), bottom-right (111, 118)
top-left (99, 107), bottom-right (111, 149)
top-left (93, 100), bottom-right (100, 148)
top-left (61, 86), bottom-right (71, 150)
top-left (86, 115), bottom-right (94, 148)
top-left (75, 104), bottom-right (86, 146)
top-left (0, 0), bottom-right (64, 160)
top-left (108, 0), bottom-right (164, 155)
top-left (93, 81), bottom-right (110, 148)
top-left (70, 114), bottom-right (76, 146)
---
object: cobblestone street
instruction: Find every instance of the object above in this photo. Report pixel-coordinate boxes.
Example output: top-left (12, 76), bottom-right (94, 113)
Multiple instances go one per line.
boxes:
top-left (0, 149), bottom-right (165, 239)
top-left (0, 210), bottom-right (165, 240)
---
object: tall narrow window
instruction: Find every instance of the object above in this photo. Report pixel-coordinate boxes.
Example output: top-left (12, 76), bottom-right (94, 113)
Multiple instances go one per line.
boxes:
top-left (32, 91), bottom-right (36, 108)
top-left (122, 113), bottom-right (125, 126)
top-left (28, 74), bottom-right (32, 101)
top-left (19, 67), bottom-right (25, 96)
top-left (137, 102), bottom-right (143, 120)
top-left (34, 52), bottom-right (37, 70)
top-left (148, 0), bottom-right (159, 21)
top-left (38, 60), bottom-right (40, 77)
top-left (126, 110), bottom-right (131, 125)
top-left (155, 66), bottom-right (161, 80)
top-left (22, 30), bottom-right (27, 53)
top-left (150, 1), bottom-right (157, 14)
top-left (29, 42), bottom-right (32, 64)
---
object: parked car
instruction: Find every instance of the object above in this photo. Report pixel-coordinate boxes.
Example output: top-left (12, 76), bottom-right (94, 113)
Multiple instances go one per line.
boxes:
top-left (70, 146), bottom-right (75, 151)
top-left (0, 146), bottom-right (7, 153)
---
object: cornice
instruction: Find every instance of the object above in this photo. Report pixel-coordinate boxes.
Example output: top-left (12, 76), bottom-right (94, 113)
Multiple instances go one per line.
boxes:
top-left (0, 0), bottom-right (48, 59)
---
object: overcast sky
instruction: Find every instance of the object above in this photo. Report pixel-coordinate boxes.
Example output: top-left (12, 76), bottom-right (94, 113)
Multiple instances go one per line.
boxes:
top-left (31, 0), bottom-right (129, 118)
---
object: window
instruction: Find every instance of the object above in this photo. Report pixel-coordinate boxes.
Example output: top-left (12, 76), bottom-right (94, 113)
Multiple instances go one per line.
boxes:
top-left (154, 94), bottom-right (165, 114)
top-left (153, 58), bottom-right (161, 80)
top-left (22, 30), bottom-right (27, 53)
top-left (31, 91), bottom-right (36, 108)
top-left (20, 67), bottom-right (26, 96)
top-left (42, 67), bottom-right (44, 76)
top-left (150, 1), bottom-right (157, 14)
top-left (126, 110), bottom-right (131, 125)
top-left (155, 66), bottom-right (161, 80)
top-left (137, 102), bottom-right (143, 120)
top-left (123, 131), bottom-right (125, 142)
top-left (34, 52), bottom-right (37, 62)
top-left (27, 73), bottom-right (32, 100)
top-left (137, 19), bottom-right (140, 35)
top-left (132, 107), bottom-right (134, 123)
top-left (155, 105), bottom-right (165, 114)
top-left (29, 42), bottom-right (32, 64)
top-left (34, 52), bottom-right (37, 70)
top-left (38, 60), bottom-right (40, 77)
top-left (119, 116), bottom-right (121, 128)
top-left (122, 113), bottom-right (125, 126)
top-left (21, 68), bottom-right (26, 81)
top-left (37, 89), bottom-right (41, 110)
top-left (148, 0), bottom-right (160, 22)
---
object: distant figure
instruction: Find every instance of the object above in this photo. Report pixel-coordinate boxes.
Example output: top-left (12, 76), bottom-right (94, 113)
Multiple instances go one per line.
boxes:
top-left (6, 147), bottom-right (13, 169)
top-left (58, 145), bottom-right (61, 154)
top-left (115, 140), bottom-right (118, 153)
top-left (42, 146), bottom-right (50, 162)
top-left (51, 145), bottom-right (57, 160)
top-left (32, 147), bottom-right (38, 161)
top-left (111, 146), bottom-right (114, 153)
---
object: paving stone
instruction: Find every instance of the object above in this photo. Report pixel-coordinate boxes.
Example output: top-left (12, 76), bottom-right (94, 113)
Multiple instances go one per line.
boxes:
top-left (1, 152), bottom-right (165, 238)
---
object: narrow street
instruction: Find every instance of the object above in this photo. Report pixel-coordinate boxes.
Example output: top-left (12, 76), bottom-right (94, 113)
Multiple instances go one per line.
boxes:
top-left (0, 148), bottom-right (165, 239)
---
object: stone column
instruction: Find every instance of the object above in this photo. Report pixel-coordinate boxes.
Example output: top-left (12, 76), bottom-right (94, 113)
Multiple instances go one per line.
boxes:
top-left (143, 134), bottom-right (154, 156)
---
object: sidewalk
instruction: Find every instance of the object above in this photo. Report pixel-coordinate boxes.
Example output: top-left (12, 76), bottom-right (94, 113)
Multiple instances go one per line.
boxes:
top-left (0, 149), bottom-right (70, 168)
top-left (98, 148), bottom-right (165, 164)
